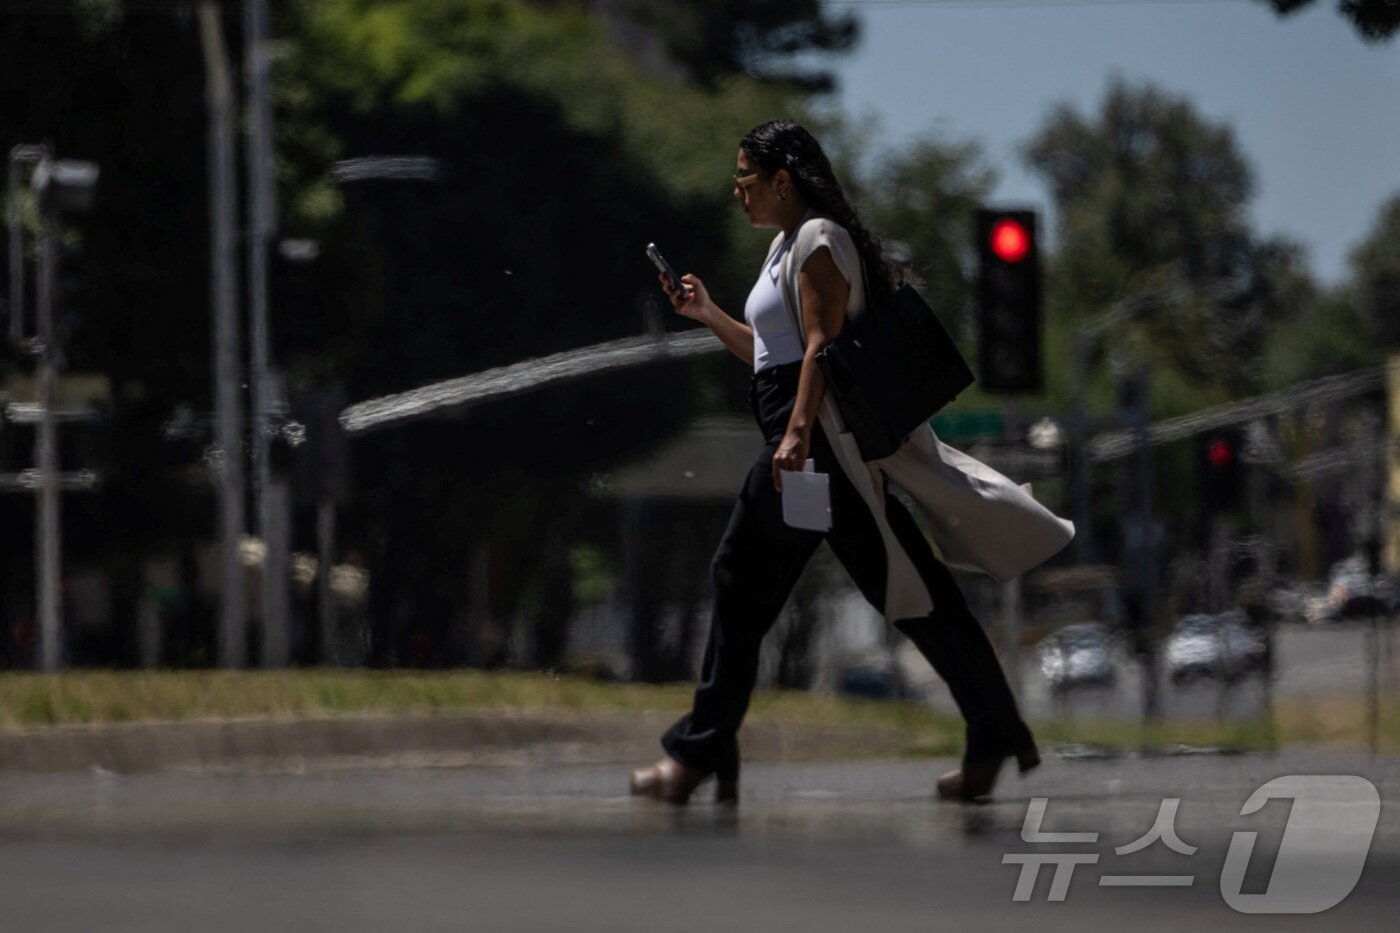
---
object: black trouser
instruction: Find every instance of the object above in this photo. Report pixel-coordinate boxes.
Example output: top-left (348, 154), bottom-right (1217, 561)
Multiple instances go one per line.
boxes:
top-left (660, 360), bottom-right (1032, 782)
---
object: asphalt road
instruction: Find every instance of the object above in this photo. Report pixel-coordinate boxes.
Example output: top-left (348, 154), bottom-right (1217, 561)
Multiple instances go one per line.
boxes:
top-left (900, 618), bottom-right (1399, 721)
top-left (1, 752), bottom-right (1396, 931)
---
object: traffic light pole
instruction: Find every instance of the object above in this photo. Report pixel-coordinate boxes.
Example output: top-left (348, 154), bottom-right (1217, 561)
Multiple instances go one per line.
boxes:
top-left (1129, 367), bottom-right (1160, 722)
top-left (35, 199), bottom-right (61, 671)
top-left (1070, 330), bottom-right (1096, 564)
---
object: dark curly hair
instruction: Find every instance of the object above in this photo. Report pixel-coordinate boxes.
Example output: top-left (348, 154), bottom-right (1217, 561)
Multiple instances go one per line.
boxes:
top-left (739, 119), bottom-right (894, 304)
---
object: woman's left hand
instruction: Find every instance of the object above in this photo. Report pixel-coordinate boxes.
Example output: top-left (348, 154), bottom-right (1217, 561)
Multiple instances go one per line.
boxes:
top-left (772, 428), bottom-right (810, 492)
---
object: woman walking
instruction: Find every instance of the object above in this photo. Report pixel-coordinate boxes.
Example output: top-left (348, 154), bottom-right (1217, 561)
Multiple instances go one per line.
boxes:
top-left (630, 120), bottom-right (1074, 806)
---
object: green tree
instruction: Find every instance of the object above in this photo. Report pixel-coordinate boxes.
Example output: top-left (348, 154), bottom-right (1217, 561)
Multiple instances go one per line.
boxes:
top-left (1023, 77), bottom-right (1306, 403)
top-left (860, 134), bottom-right (997, 344)
top-left (1256, 0), bottom-right (1400, 42)
top-left (615, 0), bottom-right (859, 91)
top-left (1345, 192), bottom-right (1400, 346)
top-left (1264, 191), bottom-right (1400, 385)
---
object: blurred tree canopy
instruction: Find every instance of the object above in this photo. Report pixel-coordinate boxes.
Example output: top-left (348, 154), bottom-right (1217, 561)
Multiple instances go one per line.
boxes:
top-left (275, 0), bottom-right (839, 664)
top-left (1263, 191), bottom-right (1400, 386)
top-left (859, 136), bottom-right (996, 344)
top-left (1023, 77), bottom-right (1308, 408)
top-left (610, 0), bottom-right (860, 92)
top-left (1345, 192), bottom-right (1400, 345)
top-left (0, 0), bottom-right (842, 666)
top-left (1256, 0), bottom-right (1400, 41)
top-left (281, 0), bottom-right (801, 383)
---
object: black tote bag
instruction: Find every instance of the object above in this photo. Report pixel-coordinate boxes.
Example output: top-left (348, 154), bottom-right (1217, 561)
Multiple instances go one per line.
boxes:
top-left (815, 278), bottom-right (974, 461)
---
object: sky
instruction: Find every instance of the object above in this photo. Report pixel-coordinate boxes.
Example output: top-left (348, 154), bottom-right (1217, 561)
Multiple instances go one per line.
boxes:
top-left (817, 0), bottom-right (1400, 285)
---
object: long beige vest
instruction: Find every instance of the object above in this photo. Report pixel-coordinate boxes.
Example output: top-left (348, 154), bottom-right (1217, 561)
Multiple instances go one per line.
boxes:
top-left (772, 211), bottom-right (1075, 622)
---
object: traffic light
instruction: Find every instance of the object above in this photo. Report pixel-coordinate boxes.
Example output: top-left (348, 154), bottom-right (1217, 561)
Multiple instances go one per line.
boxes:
top-left (1199, 428), bottom-right (1243, 511)
top-left (33, 159), bottom-right (99, 214)
top-left (975, 208), bottom-right (1042, 393)
top-left (53, 240), bottom-right (85, 337)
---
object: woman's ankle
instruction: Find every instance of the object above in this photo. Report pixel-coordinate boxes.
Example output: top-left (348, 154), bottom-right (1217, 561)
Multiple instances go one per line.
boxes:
top-left (965, 720), bottom-right (1035, 763)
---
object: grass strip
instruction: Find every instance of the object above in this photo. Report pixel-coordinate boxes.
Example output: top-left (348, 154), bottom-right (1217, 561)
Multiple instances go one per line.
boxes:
top-left (0, 670), bottom-right (1394, 754)
top-left (0, 669), bottom-right (953, 733)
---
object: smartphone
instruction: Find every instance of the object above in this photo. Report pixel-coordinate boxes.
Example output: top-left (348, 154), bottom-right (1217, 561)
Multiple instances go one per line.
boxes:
top-left (646, 243), bottom-right (689, 296)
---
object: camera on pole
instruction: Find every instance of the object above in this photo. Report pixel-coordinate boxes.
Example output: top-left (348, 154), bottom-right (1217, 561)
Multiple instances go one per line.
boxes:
top-left (975, 208), bottom-right (1042, 394)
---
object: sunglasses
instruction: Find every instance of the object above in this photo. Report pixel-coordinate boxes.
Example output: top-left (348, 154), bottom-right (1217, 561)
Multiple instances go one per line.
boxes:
top-left (733, 170), bottom-right (764, 190)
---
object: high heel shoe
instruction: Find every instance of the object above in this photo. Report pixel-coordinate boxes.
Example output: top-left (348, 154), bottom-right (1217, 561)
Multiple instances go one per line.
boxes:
top-left (629, 755), bottom-right (739, 805)
top-left (936, 742), bottom-right (1041, 803)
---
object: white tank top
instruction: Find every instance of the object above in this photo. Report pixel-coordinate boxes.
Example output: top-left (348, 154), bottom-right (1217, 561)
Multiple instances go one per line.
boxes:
top-left (745, 235), bottom-right (803, 373)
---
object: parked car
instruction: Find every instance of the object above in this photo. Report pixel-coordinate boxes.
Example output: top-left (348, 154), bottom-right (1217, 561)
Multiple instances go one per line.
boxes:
top-left (1037, 622), bottom-right (1117, 694)
top-left (1325, 556), bottom-right (1398, 620)
top-left (1166, 611), bottom-right (1268, 683)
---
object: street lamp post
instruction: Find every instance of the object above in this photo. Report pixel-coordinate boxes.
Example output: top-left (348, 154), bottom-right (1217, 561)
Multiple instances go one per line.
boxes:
top-left (243, 0), bottom-right (292, 668)
top-left (198, 0), bottom-right (247, 668)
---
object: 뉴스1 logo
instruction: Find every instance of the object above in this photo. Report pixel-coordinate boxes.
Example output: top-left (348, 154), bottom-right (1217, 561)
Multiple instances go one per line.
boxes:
top-left (1003, 774), bottom-right (1380, 914)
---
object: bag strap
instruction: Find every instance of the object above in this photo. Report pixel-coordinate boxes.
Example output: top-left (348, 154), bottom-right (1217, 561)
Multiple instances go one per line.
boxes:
top-left (778, 239), bottom-right (806, 350)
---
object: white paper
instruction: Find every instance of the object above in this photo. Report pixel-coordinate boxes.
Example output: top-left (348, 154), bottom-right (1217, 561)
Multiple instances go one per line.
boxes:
top-left (781, 459), bottom-right (831, 532)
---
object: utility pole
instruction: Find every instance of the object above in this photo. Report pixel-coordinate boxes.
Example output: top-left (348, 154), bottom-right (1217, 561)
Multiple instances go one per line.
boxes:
top-left (34, 186), bottom-right (60, 671)
top-left (244, 0), bottom-right (290, 667)
top-left (1070, 330), bottom-right (1096, 564)
top-left (999, 399), bottom-right (1024, 698)
top-left (199, 1), bottom-right (247, 668)
top-left (1355, 407), bottom-right (1384, 755)
top-left (1129, 366), bottom-right (1160, 722)
top-left (1111, 364), bottom-right (1160, 724)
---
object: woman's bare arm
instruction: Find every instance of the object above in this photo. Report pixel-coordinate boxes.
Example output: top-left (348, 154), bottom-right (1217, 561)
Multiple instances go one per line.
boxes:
top-left (660, 272), bottom-right (754, 367)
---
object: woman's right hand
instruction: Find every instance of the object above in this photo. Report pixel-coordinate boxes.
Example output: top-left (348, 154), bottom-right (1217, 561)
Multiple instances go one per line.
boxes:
top-left (660, 272), bottom-right (712, 323)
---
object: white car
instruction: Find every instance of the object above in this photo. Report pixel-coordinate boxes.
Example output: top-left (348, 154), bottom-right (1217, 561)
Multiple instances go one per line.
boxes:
top-left (1166, 611), bottom-right (1267, 683)
top-left (1038, 622), bottom-right (1117, 694)
top-left (1325, 556), bottom-right (1397, 620)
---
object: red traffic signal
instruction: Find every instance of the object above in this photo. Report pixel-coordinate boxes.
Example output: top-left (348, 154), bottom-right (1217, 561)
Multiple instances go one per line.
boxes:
top-left (1199, 430), bottom-right (1243, 512)
top-left (989, 218), bottom-right (1030, 263)
top-left (1207, 436), bottom-right (1234, 468)
top-left (975, 208), bottom-right (1041, 394)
